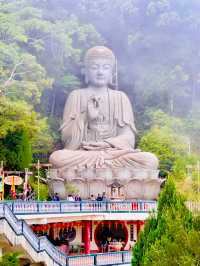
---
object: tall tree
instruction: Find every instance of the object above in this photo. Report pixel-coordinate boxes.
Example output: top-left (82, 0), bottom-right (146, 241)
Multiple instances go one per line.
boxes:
top-left (132, 178), bottom-right (200, 266)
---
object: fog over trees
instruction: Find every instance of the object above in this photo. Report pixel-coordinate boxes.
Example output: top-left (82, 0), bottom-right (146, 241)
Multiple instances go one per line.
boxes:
top-left (0, 0), bottom-right (200, 194)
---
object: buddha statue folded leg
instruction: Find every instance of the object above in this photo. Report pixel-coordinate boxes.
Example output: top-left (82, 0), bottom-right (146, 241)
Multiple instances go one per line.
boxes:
top-left (50, 149), bottom-right (106, 169)
top-left (104, 150), bottom-right (158, 169)
top-left (50, 149), bottom-right (158, 170)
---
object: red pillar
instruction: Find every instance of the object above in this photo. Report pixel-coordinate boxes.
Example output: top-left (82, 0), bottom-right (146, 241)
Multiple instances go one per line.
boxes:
top-left (137, 220), bottom-right (140, 238)
top-left (84, 221), bottom-right (91, 254)
top-left (137, 220), bottom-right (145, 238)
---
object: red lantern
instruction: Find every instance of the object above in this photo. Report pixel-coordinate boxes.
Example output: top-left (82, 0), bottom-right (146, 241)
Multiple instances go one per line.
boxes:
top-left (57, 223), bottom-right (61, 229)
top-left (37, 225), bottom-right (41, 231)
top-left (45, 224), bottom-right (50, 231)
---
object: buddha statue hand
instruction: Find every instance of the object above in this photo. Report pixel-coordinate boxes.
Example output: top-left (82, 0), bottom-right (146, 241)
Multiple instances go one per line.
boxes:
top-left (81, 141), bottom-right (110, 150)
top-left (87, 95), bottom-right (103, 121)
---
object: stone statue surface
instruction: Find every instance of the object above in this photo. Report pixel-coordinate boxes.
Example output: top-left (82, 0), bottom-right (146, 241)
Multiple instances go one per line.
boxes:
top-left (49, 46), bottom-right (162, 200)
top-left (50, 46), bottom-right (158, 172)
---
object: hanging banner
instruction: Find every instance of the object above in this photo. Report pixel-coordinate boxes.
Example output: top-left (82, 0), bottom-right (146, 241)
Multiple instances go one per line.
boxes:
top-left (0, 175), bottom-right (3, 193)
top-left (0, 168), bottom-right (4, 200)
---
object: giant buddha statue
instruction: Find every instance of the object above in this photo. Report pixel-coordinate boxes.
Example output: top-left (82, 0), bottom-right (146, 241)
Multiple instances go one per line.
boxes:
top-left (49, 46), bottom-right (162, 199)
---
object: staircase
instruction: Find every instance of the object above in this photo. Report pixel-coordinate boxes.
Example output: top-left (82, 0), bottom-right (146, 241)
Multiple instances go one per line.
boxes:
top-left (0, 204), bottom-right (66, 266)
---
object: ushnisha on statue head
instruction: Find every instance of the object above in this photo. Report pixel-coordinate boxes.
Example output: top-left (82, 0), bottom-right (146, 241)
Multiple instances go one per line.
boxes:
top-left (84, 46), bottom-right (116, 66)
top-left (83, 46), bottom-right (118, 89)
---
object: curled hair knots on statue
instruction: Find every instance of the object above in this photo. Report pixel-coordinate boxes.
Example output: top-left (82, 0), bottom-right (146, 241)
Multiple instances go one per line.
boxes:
top-left (84, 46), bottom-right (116, 67)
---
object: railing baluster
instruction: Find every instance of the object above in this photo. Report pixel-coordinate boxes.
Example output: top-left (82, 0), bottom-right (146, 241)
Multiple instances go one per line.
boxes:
top-left (8, 199), bottom-right (157, 215)
top-left (122, 251), bottom-right (125, 263)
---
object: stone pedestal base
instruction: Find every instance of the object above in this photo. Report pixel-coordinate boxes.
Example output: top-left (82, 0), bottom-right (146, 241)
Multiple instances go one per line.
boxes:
top-left (48, 168), bottom-right (164, 200)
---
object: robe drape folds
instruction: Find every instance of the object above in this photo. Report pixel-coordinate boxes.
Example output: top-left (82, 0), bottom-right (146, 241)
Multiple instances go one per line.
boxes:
top-left (60, 88), bottom-right (137, 150)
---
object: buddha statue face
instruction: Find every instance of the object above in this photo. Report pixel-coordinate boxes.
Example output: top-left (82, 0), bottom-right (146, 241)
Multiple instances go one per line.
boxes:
top-left (86, 58), bottom-right (113, 87)
top-left (84, 46), bottom-right (115, 88)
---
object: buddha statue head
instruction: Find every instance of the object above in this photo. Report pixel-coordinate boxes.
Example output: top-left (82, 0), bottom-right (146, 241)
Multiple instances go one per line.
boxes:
top-left (83, 46), bottom-right (116, 88)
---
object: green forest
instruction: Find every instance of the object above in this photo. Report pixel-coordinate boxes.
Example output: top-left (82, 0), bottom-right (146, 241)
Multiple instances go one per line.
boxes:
top-left (0, 0), bottom-right (200, 200)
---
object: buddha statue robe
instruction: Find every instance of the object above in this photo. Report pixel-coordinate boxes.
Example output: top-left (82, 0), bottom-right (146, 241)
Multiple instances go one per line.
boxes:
top-left (50, 88), bottom-right (158, 171)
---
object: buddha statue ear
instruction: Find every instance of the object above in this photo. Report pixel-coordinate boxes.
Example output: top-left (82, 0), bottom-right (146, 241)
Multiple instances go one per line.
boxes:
top-left (109, 74), bottom-right (114, 86)
top-left (115, 59), bottom-right (118, 90)
top-left (110, 60), bottom-right (118, 90)
top-left (81, 67), bottom-right (89, 84)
